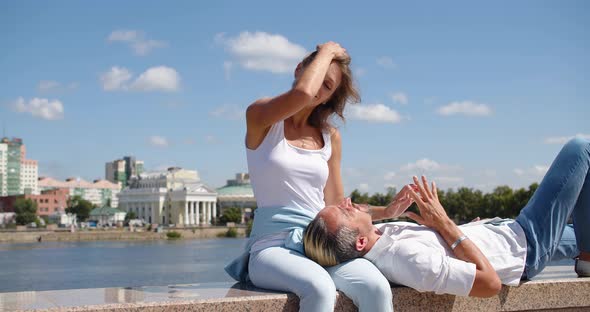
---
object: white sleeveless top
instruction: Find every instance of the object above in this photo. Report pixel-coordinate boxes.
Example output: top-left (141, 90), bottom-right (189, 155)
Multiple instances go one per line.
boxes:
top-left (247, 120), bottom-right (332, 252)
top-left (247, 119), bottom-right (332, 213)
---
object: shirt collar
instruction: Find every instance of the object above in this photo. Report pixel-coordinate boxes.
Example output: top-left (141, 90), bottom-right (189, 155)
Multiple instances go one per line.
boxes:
top-left (363, 231), bottom-right (394, 262)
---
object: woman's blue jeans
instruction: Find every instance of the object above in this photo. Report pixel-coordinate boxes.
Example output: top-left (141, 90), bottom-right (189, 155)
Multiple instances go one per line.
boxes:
top-left (516, 137), bottom-right (590, 278)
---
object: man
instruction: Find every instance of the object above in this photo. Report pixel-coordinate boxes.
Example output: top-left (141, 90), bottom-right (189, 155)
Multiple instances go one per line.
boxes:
top-left (303, 139), bottom-right (590, 297)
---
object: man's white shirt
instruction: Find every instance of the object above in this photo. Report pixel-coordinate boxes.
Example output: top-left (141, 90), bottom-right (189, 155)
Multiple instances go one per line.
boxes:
top-left (364, 220), bottom-right (527, 296)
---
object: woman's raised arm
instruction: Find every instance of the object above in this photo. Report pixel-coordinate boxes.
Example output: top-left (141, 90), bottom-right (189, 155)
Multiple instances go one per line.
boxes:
top-left (245, 42), bottom-right (347, 150)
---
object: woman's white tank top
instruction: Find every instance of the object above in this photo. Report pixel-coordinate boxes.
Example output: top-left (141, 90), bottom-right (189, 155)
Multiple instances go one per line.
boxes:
top-left (246, 119), bottom-right (332, 215)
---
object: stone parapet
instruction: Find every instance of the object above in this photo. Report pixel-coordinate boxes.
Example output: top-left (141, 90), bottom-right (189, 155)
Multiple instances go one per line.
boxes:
top-left (2, 278), bottom-right (589, 312)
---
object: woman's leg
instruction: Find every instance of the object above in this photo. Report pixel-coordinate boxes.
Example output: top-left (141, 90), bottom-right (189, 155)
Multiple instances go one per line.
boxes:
top-left (249, 246), bottom-right (336, 312)
top-left (516, 137), bottom-right (590, 278)
top-left (326, 258), bottom-right (393, 312)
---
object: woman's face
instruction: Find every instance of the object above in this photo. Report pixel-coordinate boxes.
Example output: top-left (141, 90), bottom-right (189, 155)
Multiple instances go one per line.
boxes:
top-left (297, 62), bottom-right (343, 107)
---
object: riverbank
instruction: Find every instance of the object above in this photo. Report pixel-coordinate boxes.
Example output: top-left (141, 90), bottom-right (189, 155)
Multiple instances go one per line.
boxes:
top-left (0, 226), bottom-right (247, 243)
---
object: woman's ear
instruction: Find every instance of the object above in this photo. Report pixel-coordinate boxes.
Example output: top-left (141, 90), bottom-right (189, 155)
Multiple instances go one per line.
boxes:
top-left (356, 236), bottom-right (368, 252)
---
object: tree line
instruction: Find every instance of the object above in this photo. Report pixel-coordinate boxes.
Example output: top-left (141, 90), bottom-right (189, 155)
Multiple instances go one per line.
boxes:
top-left (12, 195), bottom-right (102, 226)
top-left (351, 183), bottom-right (539, 224)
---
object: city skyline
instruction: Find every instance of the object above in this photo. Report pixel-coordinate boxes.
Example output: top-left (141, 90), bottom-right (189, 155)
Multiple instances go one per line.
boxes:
top-left (1, 1), bottom-right (588, 194)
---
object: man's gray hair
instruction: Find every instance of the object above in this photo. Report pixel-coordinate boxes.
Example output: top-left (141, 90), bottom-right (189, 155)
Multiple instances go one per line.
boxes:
top-left (303, 215), bottom-right (363, 266)
top-left (334, 225), bottom-right (363, 263)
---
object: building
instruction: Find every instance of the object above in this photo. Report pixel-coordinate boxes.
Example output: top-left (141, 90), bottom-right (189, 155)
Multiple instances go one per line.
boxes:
top-left (48, 211), bottom-right (76, 227)
top-left (105, 156), bottom-right (144, 188)
top-left (89, 206), bottom-right (126, 226)
top-left (0, 137), bottom-right (39, 196)
top-left (0, 188), bottom-right (69, 217)
top-left (216, 173), bottom-right (256, 223)
top-left (30, 188), bottom-right (69, 216)
top-left (38, 177), bottom-right (121, 207)
top-left (118, 167), bottom-right (217, 226)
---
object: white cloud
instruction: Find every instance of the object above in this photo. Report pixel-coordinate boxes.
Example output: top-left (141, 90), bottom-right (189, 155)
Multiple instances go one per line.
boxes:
top-left (544, 134), bottom-right (590, 145)
top-left (359, 183), bottom-right (370, 192)
top-left (210, 104), bottom-right (245, 120)
top-left (437, 101), bottom-right (492, 117)
top-left (108, 30), bottom-right (166, 56)
top-left (130, 66), bottom-right (180, 92)
top-left (216, 31), bottom-right (308, 74)
top-left (12, 97), bottom-right (64, 120)
top-left (400, 158), bottom-right (441, 172)
top-left (101, 66), bottom-right (180, 92)
top-left (347, 103), bottom-right (403, 123)
top-left (533, 165), bottom-right (549, 176)
top-left (100, 66), bottom-right (133, 91)
top-left (376, 56), bottom-right (396, 69)
top-left (384, 171), bottom-right (397, 181)
top-left (390, 92), bottom-right (408, 105)
top-left (148, 136), bottom-right (169, 148)
top-left (223, 61), bottom-right (233, 80)
top-left (514, 166), bottom-right (548, 177)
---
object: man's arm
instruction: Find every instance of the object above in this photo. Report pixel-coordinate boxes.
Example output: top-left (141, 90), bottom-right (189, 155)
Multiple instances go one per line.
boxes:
top-left (406, 176), bottom-right (502, 298)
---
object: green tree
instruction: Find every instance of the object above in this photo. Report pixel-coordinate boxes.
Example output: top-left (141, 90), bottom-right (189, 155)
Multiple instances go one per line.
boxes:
top-left (14, 198), bottom-right (38, 225)
top-left (124, 211), bottom-right (137, 224)
top-left (349, 189), bottom-right (369, 204)
top-left (219, 207), bottom-right (242, 224)
top-left (66, 195), bottom-right (93, 222)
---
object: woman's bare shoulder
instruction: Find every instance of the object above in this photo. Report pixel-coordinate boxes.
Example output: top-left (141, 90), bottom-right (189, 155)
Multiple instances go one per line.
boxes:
top-left (251, 97), bottom-right (273, 106)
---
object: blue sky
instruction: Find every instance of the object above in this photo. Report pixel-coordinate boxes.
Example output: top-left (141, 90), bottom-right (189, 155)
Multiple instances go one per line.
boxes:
top-left (1, 1), bottom-right (588, 194)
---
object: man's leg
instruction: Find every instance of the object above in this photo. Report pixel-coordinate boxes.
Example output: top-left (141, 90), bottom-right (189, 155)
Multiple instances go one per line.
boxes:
top-left (327, 258), bottom-right (394, 312)
top-left (516, 137), bottom-right (590, 278)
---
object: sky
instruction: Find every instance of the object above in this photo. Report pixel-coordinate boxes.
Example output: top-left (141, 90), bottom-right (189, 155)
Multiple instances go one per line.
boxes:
top-left (0, 1), bottom-right (588, 195)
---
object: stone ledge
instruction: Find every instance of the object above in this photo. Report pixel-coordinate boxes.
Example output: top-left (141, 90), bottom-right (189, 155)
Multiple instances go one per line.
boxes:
top-left (2, 278), bottom-right (589, 312)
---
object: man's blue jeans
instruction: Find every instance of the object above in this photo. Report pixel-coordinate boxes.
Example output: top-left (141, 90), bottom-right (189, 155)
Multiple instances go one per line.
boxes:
top-left (516, 137), bottom-right (590, 278)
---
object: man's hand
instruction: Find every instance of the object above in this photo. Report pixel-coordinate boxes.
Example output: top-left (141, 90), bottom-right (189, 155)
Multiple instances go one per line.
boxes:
top-left (382, 185), bottom-right (416, 219)
top-left (405, 176), bottom-right (452, 231)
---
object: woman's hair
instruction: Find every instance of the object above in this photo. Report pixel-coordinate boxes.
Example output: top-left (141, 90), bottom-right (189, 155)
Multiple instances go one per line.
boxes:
top-left (299, 51), bottom-right (361, 132)
top-left (303, 215), bottom-right (362, 267)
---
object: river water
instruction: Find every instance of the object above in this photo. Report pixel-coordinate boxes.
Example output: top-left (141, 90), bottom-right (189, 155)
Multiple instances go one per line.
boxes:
top-left (0, 238), bottom-right (247, 293)
top-left (0, 238), bottom-right (576, 293)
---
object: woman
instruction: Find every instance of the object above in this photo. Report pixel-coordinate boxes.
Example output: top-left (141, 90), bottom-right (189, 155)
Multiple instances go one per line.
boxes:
top-left (225, 42), bottom-right (414, 311)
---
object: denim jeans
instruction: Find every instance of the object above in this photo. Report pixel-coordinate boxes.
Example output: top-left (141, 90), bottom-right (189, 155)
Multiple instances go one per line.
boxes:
top-left (516, 137), bottom-right (590, 278)
top-left (249, 246), bottom-right (393, 312)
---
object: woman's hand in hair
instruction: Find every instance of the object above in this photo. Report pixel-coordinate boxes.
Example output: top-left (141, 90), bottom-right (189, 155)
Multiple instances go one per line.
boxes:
top-left (317, 41), bottom-right (348, 60)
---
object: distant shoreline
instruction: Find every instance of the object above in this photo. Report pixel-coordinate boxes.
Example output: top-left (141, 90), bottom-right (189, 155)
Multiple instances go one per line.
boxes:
top-left (0, 226), bottom-right (247, 243)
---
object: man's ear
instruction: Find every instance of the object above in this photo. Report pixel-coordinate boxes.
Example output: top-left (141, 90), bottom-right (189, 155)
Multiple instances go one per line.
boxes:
top-left (355, 236), bottom-right (368, 252)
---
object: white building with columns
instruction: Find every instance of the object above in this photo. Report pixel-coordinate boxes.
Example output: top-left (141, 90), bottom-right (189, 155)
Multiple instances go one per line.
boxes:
top-left (117, 167), bottom-right (217, 226)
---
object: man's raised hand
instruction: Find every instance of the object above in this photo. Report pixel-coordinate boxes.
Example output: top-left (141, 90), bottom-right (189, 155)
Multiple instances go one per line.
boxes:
top-left (405, 176), bottom-right (452, 231)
